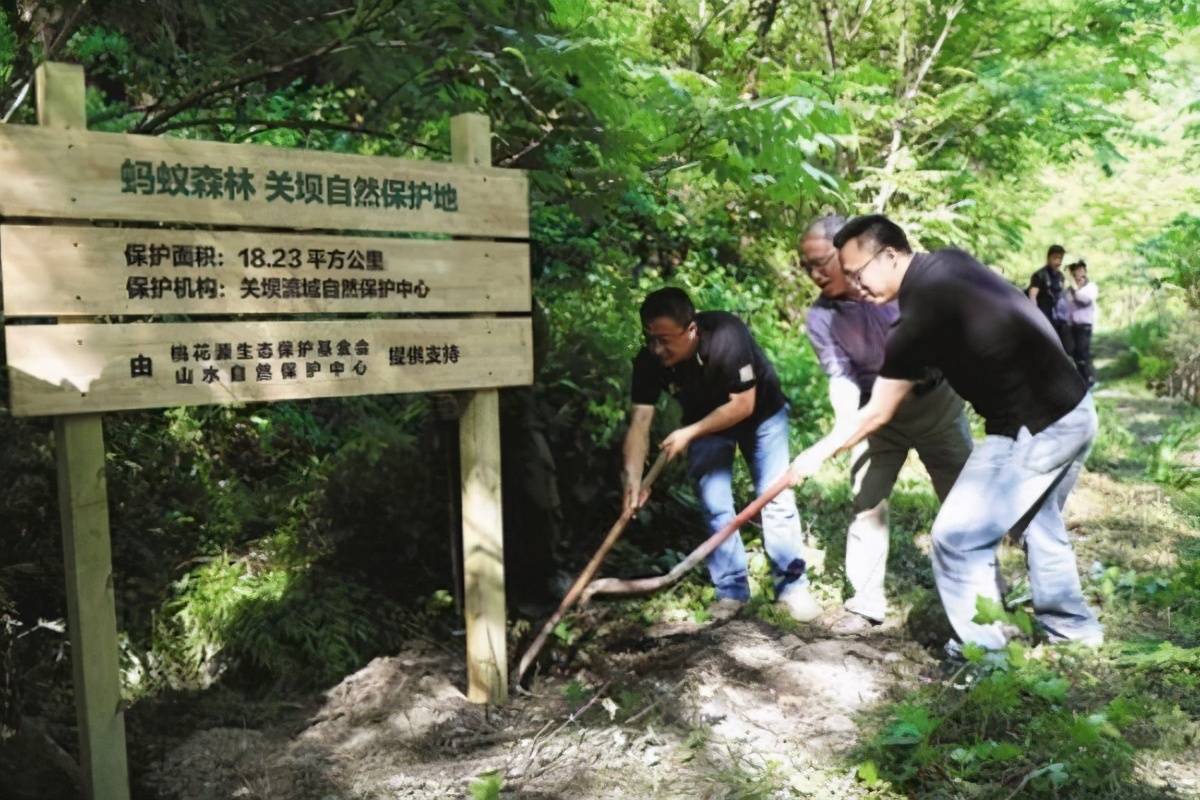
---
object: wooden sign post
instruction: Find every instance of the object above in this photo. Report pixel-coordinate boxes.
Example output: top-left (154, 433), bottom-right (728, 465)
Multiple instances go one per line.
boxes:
top-left (40, 61), bottom-right (131, 800)
top-left (452, 114), bottom-right (507, 704)
top-left (2, 63), bottom-right (531, 800)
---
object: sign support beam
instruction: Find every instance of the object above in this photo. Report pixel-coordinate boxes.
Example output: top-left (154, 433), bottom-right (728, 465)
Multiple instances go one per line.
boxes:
top-left (452, 113), bottom-right (508, 705)
top-left (37, 61), bottom-right (132, 800)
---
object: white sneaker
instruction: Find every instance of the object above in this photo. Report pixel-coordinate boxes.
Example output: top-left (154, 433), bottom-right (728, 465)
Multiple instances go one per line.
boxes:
top-left (843, 597), bottom-right (887, 625)
top-left (829, 610), bottom-right (879, 635)
top-left (776, 585), bottom-right (823, 623)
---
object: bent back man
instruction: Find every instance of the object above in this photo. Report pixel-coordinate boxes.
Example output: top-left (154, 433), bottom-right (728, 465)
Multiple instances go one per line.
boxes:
top-left (801, 215), bottom-right (972, 629)
top-left (622, 287), bottom-right (820, 621)
top-left (790, 216), bottom-right (1102, 651)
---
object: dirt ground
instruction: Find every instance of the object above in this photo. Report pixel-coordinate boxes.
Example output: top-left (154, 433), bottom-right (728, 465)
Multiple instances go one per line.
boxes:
top-left (140, 617), bottom-right (934, 800)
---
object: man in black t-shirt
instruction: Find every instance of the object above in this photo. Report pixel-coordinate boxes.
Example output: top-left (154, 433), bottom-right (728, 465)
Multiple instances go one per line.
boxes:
top-left (1028, 245), bottom-right (1070, 348)
top-left (787, 216), bottom-right (1102, 652)
top-left (623, 287), bottom-right (819, 621)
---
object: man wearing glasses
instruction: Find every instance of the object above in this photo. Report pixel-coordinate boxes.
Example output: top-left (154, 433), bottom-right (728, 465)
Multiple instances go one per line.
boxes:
top-left (789, 215), bottom-right (1102, 651)
top-left (800, 215), bottom-right (972, 633)
top-left (622, 287), bottom-right (820, 622)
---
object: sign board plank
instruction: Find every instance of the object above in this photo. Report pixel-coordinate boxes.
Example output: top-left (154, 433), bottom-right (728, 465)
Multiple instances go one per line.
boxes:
top-left (0, 124), bottom-right (528, 237)
top-left (1, 225), bottom-right (531, 316)
top-left (6, 317), bottom-right (532, 416)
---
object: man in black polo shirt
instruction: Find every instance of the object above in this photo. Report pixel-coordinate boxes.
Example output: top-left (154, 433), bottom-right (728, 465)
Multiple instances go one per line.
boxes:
top-left (1028, 245), bottom-right (1069, 348)
top-left (622, 287), bottom-right (820, 621)
top-left (788, 216), bottom-right (1102, 651)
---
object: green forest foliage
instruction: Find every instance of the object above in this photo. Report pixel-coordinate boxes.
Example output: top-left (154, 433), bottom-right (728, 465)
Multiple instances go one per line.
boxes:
top-left (0, 0), bottom-right (1197, 712)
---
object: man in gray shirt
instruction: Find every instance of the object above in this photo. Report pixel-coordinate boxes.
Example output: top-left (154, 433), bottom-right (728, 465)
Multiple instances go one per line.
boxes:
top-left (801, 215), bottom-right (973, 631)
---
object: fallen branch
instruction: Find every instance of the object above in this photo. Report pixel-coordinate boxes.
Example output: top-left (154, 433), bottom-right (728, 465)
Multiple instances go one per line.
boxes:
top-left (518, 681), bottom-right (612, 779)
top-left (624, 676), bottom-right (688, 726)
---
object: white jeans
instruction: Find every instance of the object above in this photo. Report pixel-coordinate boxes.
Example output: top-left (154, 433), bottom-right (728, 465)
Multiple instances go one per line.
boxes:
top-left (845, 381), bottom-right (972, 621)
top-left (930, 393), bottom-right (1102, 649)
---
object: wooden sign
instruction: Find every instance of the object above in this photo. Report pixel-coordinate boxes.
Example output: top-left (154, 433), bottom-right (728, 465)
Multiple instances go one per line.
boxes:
top-left (4, 65), bottom-right (517, 770)
top-left (1, 225), bottom-right (531, 316)
top-left (5, 317), bottom-right (532, 416)
top-left (0, 124), bottom-right (528, 237)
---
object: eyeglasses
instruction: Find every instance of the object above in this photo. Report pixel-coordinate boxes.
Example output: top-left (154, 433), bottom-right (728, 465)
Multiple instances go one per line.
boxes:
top-left (842, 247), bottom-right (888, 287)
top-left (644, 324), bottom-right (692, 348)
top-left (801, 250), bottom-right (840, 275)
top-left (800, 250), bottom-right (838, 273)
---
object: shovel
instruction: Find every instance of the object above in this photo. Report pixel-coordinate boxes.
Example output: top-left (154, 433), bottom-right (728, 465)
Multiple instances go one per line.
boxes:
top-left (580, 468), bottom-right (800, 602)
top-left (514, 450), bottom-right (669, 685)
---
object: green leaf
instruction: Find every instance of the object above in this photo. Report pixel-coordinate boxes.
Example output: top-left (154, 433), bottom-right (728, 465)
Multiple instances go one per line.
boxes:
top-left (501, 46), bottom-right (527, 65)
top-left (856, 760), bottom-right (880, 786)
top-left (552, 620), bottom-right (578, 645)
top-left (470, 771), bottom-right (504, 800)
top-left (1011, 608), bottom-right (1034, 637)
top-left (882, 723), bottom-right (925, 745)
top-left (1032, 677), bottom-right (1069, 702)
top-left (962, 642), bottom-right (988, 663)
top-left (972, 595), bottom-right (1009, 626)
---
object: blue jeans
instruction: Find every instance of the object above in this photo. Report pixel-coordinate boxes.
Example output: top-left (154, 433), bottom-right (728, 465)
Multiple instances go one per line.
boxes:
top-left (931, 393), bottom-right (1103, 649)
top-left (686, 406), bottom-right (807, 601)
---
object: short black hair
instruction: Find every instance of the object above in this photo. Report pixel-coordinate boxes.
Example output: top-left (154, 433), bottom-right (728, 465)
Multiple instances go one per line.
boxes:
top-left (1047, 244), bottom-right (1066, 257)
top-left (832, 214), bottom-right (912, 253)
top-left (1069, 260), bottom-right (1087, 272)
top-left (640, 287), bottom-right (695, 327)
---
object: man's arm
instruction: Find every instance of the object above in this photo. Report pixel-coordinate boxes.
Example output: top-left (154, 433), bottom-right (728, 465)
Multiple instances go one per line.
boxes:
top-left (660, 387), bottom-right (755, 460)
top-left (622, 404), bottom-right (656, 511)
top-left (1027, 270), bottom-right (1041, 302)
top-left (827, 375), bottom-right (862, 429)
top-left (789, 378), bottom-right (915, 482)
top-left (805, 308), bottom-right (867, 438)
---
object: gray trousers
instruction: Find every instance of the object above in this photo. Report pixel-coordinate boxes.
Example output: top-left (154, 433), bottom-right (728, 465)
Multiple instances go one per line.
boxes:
top-left (845, 381), bottom-right (972, 621)
top-left (931, 393), bottom-right (1102, 649)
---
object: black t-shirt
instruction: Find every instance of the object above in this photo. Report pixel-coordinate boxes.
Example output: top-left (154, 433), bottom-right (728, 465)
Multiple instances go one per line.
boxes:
top-left (631, 311), bottom-right (786, 436)
top-left (880, 249), bottom-right (1086, 437)
top-left (1029, 265), bottom-right (1065, 324)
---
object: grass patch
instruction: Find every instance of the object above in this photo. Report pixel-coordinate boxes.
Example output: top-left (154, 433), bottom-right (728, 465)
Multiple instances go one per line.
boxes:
top-left (854, 378), bottom-right (1200, 799)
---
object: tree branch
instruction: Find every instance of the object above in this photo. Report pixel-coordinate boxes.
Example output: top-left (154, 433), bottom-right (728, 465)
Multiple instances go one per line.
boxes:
top-left (905, 1), bottom-right (963, 102)
top-left (873, 1), bottom-right (964, 212)
top-left (691, 0), bottom-right (735, 72)
top-left (845, 0), bottom-right (874, 42)
top-left (131, 1), bottom-right (397, 135)
top-left (146, 116), bottom-right (448, 154)
top-left (1, 0), bottom-right (89, 122)
top-left (742, 0), bottom-right (782, 97)
top-left (132, 37), bottom-right (349, 135)
top-left (817, 1), bottom-right (839, 70)
top-left (2, 78), bottom-right (31, 123)
top-left (755, 0), bottom-right (782, 47)
top-left (43, 0), bottom-right (89, 60)
top-left (498, 128), bottom-right (552, 167)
